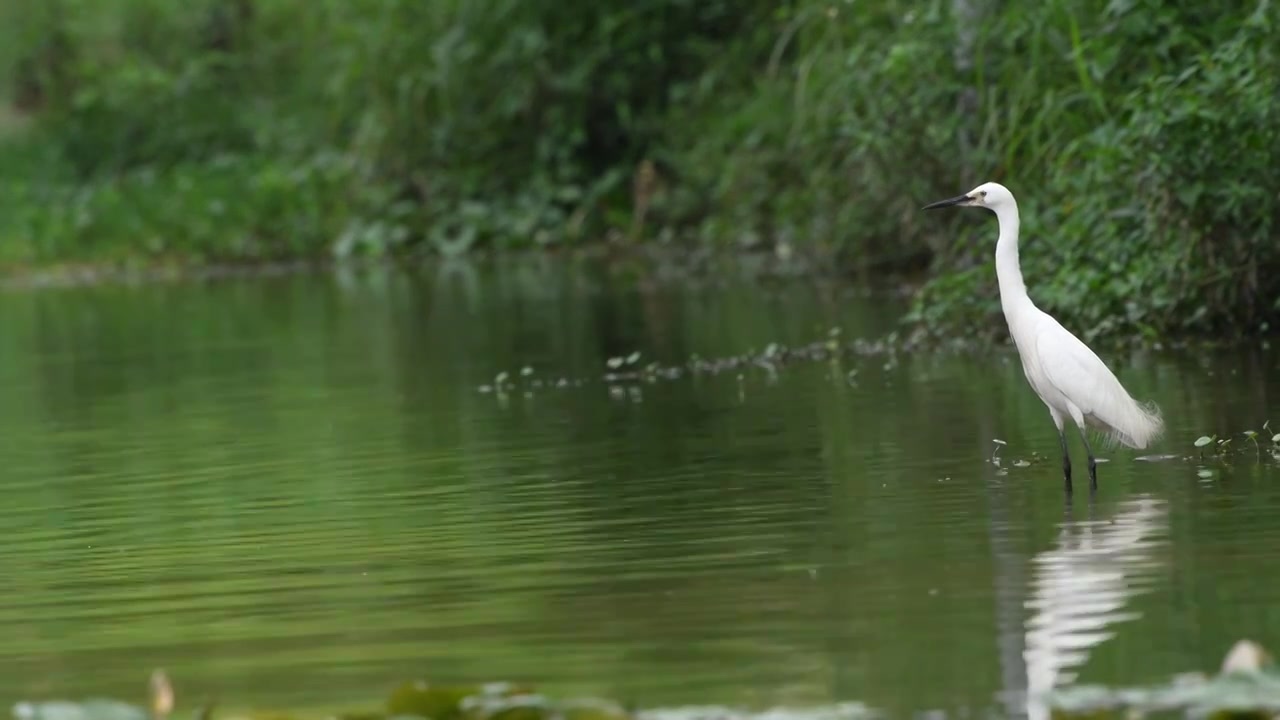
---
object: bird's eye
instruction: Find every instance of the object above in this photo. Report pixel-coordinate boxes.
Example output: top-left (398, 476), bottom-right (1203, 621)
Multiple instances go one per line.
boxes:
top-left (979, 191), bottom-right (988, 198)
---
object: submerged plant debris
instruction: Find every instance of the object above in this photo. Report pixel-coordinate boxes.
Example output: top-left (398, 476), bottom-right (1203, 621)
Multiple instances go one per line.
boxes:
top-left (477, 326), bottom-right (944, 399)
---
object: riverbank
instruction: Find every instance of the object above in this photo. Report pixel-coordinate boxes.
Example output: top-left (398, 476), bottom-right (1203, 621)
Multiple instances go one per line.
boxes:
top-left (0, 244), bottom-right (1263, 361)
top-left (0, 242), bottom-right (916, 303)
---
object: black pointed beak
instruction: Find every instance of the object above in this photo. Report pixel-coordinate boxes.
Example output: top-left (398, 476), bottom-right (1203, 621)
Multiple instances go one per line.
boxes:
top-left (922, 194), bottom-right (971, 211)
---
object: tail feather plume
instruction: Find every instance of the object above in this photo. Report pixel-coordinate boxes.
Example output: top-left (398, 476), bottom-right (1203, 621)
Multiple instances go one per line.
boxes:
top-left (1090, 394), bottom-right (1164, 450)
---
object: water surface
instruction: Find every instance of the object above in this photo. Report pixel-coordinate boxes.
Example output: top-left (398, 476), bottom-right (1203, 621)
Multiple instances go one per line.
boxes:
top-left (0, 256), bottom-right (1277, 719)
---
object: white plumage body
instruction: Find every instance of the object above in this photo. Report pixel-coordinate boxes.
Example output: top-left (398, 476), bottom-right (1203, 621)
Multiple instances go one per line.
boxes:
top-left (1004, 296), bottom-right (1163, 451)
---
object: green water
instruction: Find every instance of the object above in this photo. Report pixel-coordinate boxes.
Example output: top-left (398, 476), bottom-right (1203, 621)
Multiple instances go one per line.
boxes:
top-left (0, 256), bottom-right (1277, 719)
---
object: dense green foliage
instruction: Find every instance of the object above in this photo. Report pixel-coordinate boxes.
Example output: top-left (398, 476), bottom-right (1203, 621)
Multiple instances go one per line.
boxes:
top-left (0, 0), bottom-right (1276, 342)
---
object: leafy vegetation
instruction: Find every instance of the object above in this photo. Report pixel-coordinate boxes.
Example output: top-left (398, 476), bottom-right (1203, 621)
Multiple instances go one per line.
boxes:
top-left (0, 0), bottom-right (1276, 342)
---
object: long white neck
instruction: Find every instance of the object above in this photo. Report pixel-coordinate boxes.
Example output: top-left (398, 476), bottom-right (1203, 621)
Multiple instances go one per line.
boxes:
top-left (993, 202), bottom-right (1030, 314)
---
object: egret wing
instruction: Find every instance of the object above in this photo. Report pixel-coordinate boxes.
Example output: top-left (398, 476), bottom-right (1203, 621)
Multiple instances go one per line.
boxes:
top-left (1031, 316), bottom-right (1118, 418)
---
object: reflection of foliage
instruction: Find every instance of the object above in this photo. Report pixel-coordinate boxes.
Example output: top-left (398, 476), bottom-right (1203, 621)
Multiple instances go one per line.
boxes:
top-left (0, 260), bottom-right (1277, 711)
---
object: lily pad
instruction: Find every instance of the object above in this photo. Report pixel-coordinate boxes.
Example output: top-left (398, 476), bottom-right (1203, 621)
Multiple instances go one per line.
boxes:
top-left (461, 694), bottom-right (631, 720)
top-left (1046, 670), bottom-right (1280, 718)
top-left (636, 704), bottom-right (879, 720)
top-left (561, 700), bottom-right (632, 720)
top-left (1043, 640), bottom-right (1280, 718)
top-left (387, 682), bottom-right (531, 720)
top-left (12, 701), bottom-right (149, 720)
top-left (463, 696), bottom-right (550, 720)
top-left (232, 713), bottom-right (304, 720)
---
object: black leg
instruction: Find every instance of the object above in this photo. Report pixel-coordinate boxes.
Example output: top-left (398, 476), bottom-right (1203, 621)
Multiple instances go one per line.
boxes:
top-left (1077, 428), bottom-right (1098, 491)
top-left (1059, 430), bottom-right (1072, 493)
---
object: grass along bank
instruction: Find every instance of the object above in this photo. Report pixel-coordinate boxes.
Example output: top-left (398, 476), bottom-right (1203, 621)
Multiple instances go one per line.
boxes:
top-left (0, 0), bottom-right (1277, 344)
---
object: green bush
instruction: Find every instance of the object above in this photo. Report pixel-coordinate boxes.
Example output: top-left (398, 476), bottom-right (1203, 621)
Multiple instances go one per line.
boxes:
top-left (316, 0), bottom-right (778, 253)
top-left (0, 0), bottom-right (1276, 342)
top-left (907, 1), bottom-right (1279, 343)
top-left (6, 0), bottom-right (776, 257)
top-left (666, 0), bottom-right (1279, 343)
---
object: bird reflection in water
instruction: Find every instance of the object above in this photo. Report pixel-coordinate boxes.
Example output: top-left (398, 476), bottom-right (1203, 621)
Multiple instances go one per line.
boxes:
top-left (1021, 496), bottom-right (1167, 720)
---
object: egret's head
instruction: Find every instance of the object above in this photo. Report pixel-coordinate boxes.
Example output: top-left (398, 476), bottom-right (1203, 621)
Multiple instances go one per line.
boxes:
top-left (922, 182), bottom-right (1015, 213)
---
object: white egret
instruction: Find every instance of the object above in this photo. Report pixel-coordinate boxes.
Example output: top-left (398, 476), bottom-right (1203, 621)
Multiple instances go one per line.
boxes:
top-left (923, 182), bottom-right (1163, 491)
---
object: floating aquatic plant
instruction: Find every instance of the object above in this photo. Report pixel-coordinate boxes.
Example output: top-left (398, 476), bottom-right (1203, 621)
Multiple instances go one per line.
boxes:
top-left (1044, 639), bottom-right (1279, 719)
top-left (9, 670), bottom-right (890, 720)
top-left (474, 326), bottom-right (901, 401)
top-left (990, 438), bottom-right (1007, 464)
top-left (1245, 430), bottom-right (1261, 459)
